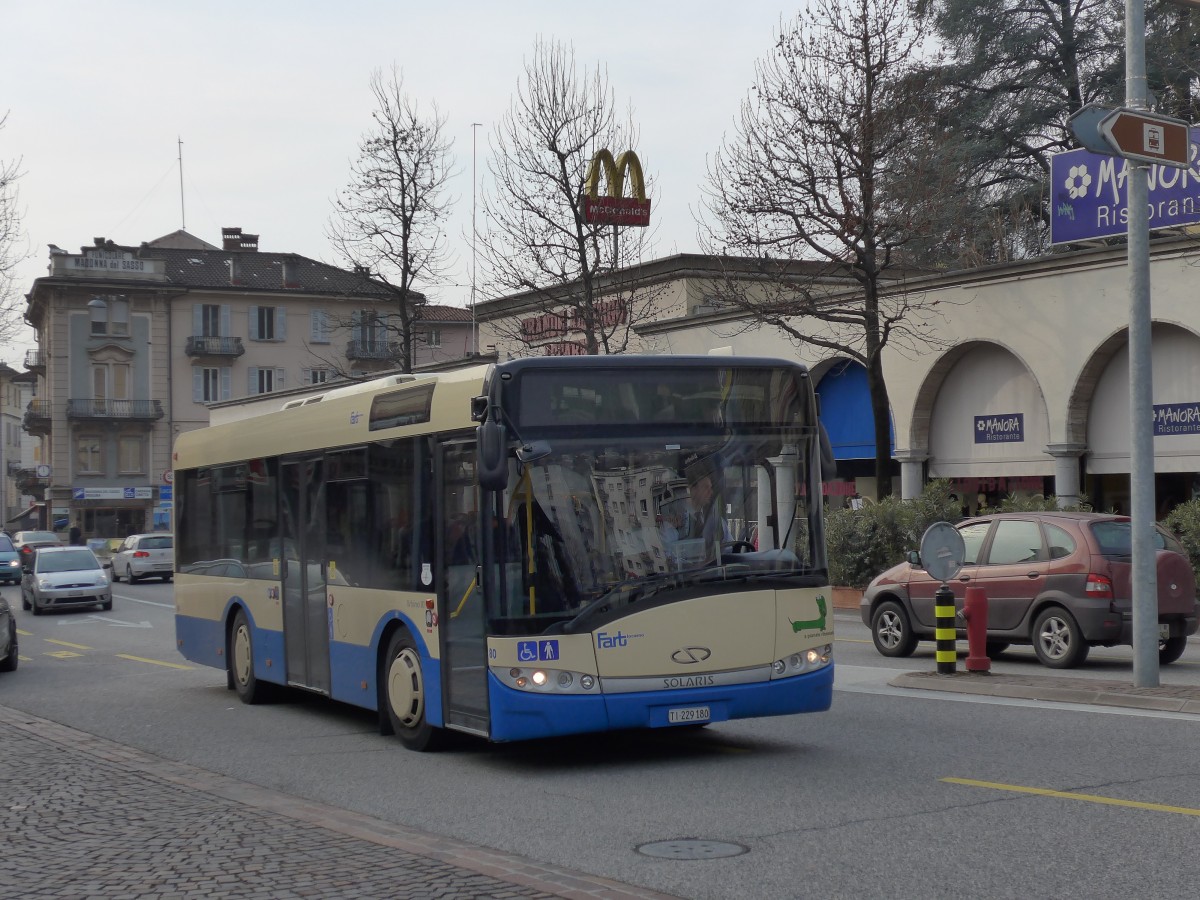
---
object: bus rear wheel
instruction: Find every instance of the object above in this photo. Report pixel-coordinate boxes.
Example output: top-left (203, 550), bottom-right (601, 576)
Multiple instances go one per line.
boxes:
top-left (230, 609), bottom-right (271, 704)
top-left (384, 630), bottom-right (444, 752)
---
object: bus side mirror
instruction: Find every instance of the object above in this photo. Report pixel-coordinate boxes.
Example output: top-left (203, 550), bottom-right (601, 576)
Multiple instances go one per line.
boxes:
top-left (477, 419), bottom-right (508, 491)
top-left (819, 423), bottom-right (836, 482)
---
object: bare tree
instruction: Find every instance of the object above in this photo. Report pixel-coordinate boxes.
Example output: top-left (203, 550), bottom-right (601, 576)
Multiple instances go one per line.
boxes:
top-left (0, 113), bottom-right (29, 348)
top-left (477, 38), bottom-right (659, 356)
top-left (699, 0), bottom-right (959, 500)
top-left (326, 66), bottom-right (455, 373)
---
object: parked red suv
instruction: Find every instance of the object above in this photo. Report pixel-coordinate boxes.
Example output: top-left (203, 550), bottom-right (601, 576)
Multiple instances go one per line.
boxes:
top-left (859, 512), bottom-right (1199, 668)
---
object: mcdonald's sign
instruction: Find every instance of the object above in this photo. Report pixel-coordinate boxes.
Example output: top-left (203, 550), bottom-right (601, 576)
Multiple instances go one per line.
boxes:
top-left (582, 149), bottom-right (652, 227)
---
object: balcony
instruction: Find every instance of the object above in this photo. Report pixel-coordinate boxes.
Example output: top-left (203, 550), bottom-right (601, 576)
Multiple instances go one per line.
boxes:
top-left (185, 335), bottom-right (245, 358)
top-left (12, 468), bottom-right (48, 500)
top-left (66, 399), bottom-right (165, 421)
top-left (24, 349), bottom-right (45, 372)
top-left (23, 400), bottom-right (51, 435)
top-left (346, 339), bottom-right (399, 362)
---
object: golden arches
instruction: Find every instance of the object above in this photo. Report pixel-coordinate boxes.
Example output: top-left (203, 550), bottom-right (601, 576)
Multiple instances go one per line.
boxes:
top-left (584, 149), bottom-right (647, 202)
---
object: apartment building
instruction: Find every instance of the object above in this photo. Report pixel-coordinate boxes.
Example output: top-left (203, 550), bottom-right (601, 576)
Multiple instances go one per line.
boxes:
top-left (23, 227), bottom-right (472, 538)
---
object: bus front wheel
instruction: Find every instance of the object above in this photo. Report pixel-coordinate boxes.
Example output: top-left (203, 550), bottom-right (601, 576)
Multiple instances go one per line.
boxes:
top-left (384, 630), bottom-right (444, 752)
top-left (230, 610), bottom-right (271, 704)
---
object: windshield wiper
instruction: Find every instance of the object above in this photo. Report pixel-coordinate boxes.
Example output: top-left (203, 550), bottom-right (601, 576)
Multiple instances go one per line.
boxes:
top-left (552, 573), bottom-right (685, 635)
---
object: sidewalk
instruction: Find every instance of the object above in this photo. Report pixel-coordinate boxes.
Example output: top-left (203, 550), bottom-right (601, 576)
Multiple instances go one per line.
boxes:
top-left (891, 669), bottom-right (1200, 714)
top-left (0, 704), bottom-right (678, 900)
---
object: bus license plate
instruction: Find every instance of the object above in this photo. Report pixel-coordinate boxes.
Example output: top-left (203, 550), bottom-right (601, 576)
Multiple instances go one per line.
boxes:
top-left (668, 706), bottom-right (710, 724)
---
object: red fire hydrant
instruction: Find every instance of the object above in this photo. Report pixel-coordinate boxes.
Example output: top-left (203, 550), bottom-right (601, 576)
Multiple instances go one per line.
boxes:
top-left (963, 586), bottom-right (990, 673)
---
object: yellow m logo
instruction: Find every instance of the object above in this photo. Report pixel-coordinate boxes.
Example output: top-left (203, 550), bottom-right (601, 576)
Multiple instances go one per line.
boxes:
top-left (584, 149), bottom-right (647, 202)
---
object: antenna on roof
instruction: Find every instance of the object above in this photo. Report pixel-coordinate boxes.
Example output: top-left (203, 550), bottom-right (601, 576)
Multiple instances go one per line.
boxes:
top-left (178, 137), bottom-right (186, 231)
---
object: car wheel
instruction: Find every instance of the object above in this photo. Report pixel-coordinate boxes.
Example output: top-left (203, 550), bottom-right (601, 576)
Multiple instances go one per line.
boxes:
top-left (126, 565), bottom-right (139, 585)
top-left (101, 598), bottom-right (113, 611)
top-left (30, 596), bottom-right (42, 617)
top-left (870, 599), bottom-right (918, 658)
top-left (1032, 606), bottom-right (1088, 669)
top-left (0, 623), bottom-right (17, 672)
top-left (229, 609), bottom-right (271, 704)
top-left (383, 629), bottom-right (444, 751)
top-left (985, 641), bottom-right (1010, 658)
top-left (111, 568), bottom-right (121, 583)
top-left (21, 590), bottom-right (30, 611)
top-left (1159, 635), bottom-right (1187, 666)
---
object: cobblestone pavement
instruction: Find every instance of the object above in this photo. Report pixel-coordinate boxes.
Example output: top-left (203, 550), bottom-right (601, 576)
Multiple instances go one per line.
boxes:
top-left (0, 705), bottom-right (679, 900)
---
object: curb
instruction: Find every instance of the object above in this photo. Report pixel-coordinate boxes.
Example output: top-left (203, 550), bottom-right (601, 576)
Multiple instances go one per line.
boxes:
top-left (889, 670), bottom-right (1200, 715)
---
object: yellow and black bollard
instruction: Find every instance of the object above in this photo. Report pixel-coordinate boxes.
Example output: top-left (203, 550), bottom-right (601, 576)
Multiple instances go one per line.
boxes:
top-left (934, 583), bottom-right (957, 674)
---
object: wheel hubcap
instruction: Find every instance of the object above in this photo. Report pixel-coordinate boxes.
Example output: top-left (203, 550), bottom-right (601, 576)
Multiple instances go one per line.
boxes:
top-left (1038, 617), bottom-right (1070, 659)
top-left (234, 625), bottom-right (252, 685)
top-left (388, 647), bottom-right (424, 729)
top-left (878, 612), bottom-right (902, 648)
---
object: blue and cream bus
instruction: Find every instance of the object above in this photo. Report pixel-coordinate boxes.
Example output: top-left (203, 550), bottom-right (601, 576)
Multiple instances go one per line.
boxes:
top-left (173, 355), bottom-right (834, 750)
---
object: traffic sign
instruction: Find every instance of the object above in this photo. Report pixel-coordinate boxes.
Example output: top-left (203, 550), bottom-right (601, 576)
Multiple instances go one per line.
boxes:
top-left (1099, 107), bottom-right (1190, 167)
top-left (1068, 103), bottom-right (1119, 155)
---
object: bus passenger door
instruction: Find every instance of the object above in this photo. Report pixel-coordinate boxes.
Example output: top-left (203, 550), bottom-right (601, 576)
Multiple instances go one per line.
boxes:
top-left (280, 456), bottom-right (331, 695)
top-left (438, 440), bottom-right (490, 737)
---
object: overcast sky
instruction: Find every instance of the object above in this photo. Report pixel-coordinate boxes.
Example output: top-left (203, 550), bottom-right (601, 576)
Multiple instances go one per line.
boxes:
top-left (1, 1), bottom-right (800, 367)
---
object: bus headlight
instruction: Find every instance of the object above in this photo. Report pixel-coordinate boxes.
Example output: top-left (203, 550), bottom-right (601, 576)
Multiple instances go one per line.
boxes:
top-left (771, 644), bottom-right (832, 679)
top-left (495, 666), bottom-right (599, 694)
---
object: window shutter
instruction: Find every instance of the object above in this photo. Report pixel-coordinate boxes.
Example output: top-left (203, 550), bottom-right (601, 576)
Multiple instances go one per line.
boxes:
top-left (193, 368), bottom-right (202, 402)
top-left (220, 367), bottom-right (232, 400)
top-left (276, 307), bottom-right (287, 340)
top-left (220, 305), bottom-right (231, 336)
top-left (275, 368), bottom-right (285, 388)
top-left (311, 309), bottom-right (328, 342)
top-left (351, 310), bottom-right (362, 341)
top-left (248, 367), bottom-right (258, 395)
top-left (301, 367), bottom-right (311, 384)
top-left (192, 305), bottom-right (202, 335)
top-left (248, 306), bottom-right (259, 340)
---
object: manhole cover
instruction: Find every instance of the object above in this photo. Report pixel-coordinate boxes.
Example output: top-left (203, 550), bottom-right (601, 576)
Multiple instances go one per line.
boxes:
top-left (636, 839), bottom-right (748, 860)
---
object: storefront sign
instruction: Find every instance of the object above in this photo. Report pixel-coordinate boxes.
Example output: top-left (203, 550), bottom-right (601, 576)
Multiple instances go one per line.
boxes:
top-left (1049, 127), bottom-right (1200, 244)
top-left (71, 486), bottom-right (154, 500)
top-left (974, 413), bottom-right (1024, 444)
top-left (1154, 402), bottom-right (1200, 436)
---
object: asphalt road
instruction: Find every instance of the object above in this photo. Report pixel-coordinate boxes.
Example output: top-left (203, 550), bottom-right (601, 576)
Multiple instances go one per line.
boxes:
top-left (4, 585), bottom-right (1200, 899)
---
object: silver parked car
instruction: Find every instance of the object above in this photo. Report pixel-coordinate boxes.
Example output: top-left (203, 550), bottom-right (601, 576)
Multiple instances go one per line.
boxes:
top-left (21, 546), bottom-right (113, 616)
top-left (111, 533), bottom-right (174, 583)
top-left (0, 591), bottom-right (17, 671)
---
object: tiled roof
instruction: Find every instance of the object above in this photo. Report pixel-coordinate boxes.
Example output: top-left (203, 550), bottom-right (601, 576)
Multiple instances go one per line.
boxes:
top-left (143, 247), bottom-right (402, 300)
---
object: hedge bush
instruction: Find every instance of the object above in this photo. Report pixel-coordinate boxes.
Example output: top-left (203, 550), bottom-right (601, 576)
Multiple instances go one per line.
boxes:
top-left (1163, 499), bottom-right (1200, 583)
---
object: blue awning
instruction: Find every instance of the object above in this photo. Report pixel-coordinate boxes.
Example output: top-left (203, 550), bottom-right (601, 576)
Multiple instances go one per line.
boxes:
top-left (816, 360), bottom-right (894, 460)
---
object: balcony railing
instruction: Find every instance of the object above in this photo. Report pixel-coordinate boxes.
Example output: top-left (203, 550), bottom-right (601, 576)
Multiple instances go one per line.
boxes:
top-left (23, 400), bottom-right (51, 433)
top-left (185, 335), bottom-right (245, 357)
top-left (346, 339), bottom-right (399, 361)
top-left (24, 349), bottom-right (45, 370)
top-left (66, 399), bottom-right (165, 421)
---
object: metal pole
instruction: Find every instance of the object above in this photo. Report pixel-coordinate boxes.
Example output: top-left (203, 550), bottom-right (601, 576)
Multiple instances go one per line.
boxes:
top-left (471, 122), bottom-right (481, 356)
top-left (1126, 0), bottom-right (1159, 687)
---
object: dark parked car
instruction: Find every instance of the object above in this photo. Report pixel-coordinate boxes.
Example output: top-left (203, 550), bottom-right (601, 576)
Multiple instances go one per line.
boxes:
top-left (860, 512), bottom-right (1199, 669)
top-left (0, 592), bottom-right (16, 672)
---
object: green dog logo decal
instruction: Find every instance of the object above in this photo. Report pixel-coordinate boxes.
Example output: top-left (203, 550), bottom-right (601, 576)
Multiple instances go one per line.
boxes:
top-left (790, 594), bottom-right (828, 633)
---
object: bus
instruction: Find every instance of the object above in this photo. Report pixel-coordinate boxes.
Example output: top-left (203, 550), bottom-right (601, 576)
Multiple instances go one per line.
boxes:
top-left (173, 355), bottom-right (835, 750)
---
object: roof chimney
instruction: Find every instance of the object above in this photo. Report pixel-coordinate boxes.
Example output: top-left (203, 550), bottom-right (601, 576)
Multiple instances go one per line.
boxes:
top-left (222, 227), bottom-right (259, 252)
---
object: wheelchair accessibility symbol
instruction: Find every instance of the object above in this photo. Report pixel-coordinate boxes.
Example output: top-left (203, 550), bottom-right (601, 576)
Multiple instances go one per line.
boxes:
top-left (517, 639), bottom-right (559, 662)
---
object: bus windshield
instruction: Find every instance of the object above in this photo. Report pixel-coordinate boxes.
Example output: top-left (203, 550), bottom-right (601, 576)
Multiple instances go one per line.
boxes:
top-left (489, 363), bottom-right (826, 634)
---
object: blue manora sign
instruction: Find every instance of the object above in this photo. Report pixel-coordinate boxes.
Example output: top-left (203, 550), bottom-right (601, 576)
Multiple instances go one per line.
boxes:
top-left (1154, 402), bottom-right (1200, 436)
top-left (975, 413), bottom-right (1024, 444)
top-left (1050, 128), bottom-right (1200, 244)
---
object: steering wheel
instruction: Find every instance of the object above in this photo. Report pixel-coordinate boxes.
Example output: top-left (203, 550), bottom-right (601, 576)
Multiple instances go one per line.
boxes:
top-left (725, 541), bottom-right (755, 554)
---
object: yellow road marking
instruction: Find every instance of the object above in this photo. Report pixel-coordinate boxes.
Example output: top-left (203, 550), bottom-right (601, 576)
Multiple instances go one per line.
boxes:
top-left (116, 654), bottom-right (193, 670)
top-left (943, 777), bottom-right (1200, 817)
top-left (46, 650), bottom-right (82, 659)
top-left (16, 628), bottom-right (32, 636)
top-left (45, 638), bottom-right (93, 650)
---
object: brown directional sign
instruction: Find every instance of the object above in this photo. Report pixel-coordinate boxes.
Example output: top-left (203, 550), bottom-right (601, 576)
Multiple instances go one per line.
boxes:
top-left (1099, 108), bottom-right (1191, 167)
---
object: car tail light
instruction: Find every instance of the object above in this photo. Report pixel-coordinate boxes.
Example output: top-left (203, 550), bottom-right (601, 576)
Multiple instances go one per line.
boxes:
top-left (1086, 573), bottom-right (1113, 599)
top-left (133, 550), bottom-right (150, 558)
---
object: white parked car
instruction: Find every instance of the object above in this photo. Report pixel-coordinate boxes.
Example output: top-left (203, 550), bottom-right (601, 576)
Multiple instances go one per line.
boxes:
top-left (111, 533), bottom-right (175, 583)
